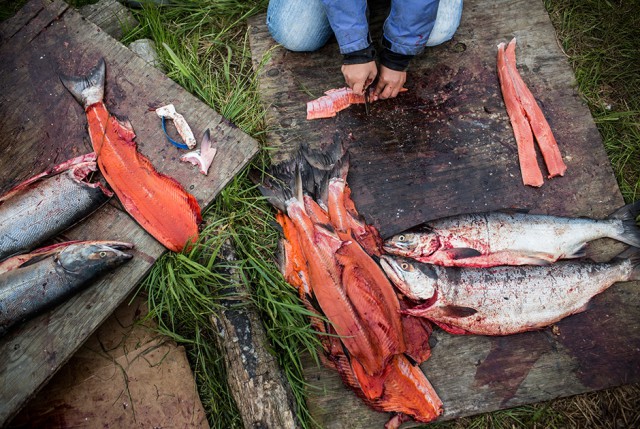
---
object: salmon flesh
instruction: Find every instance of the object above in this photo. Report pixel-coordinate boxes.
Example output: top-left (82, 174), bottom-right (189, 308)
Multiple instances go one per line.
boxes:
top-left (384, 203), bottom-right (640, 267)
top-left (60, 59), bottom-right (201, 252)
top-left (0, 153), bottom-right (111, 261)
top-left (380, 251), bottom-right (640, 335)
top-left (0, 241), bottom-right (133, 336)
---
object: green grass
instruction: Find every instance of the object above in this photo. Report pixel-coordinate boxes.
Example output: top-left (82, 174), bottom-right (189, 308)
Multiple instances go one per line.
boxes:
top-left (545, 0), bottom-right (640, 202)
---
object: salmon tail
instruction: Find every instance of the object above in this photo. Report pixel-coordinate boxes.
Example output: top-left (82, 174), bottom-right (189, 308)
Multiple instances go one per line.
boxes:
top-left (301, 138), bottom-right (349, 205)
top-left (608, 201), bottom-right (640, 248)
top-left (254, 161), bottom-right (297, 212)
top-left (614, 246), bottom-right (640, 281)
top-left (59, 58), bottom-right (106, 109)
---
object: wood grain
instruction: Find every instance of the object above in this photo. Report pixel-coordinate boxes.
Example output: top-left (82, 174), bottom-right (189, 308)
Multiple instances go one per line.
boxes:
top-left (0, 0), bottom-right (259, 424)
top-left (248, 0), bottom-right (640, 425)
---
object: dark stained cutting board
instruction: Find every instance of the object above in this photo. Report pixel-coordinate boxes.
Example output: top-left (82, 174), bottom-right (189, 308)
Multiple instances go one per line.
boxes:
top-left (0, 0), bottom-right (259, 424)
top-left (248, 0), bottom-right (640, 426)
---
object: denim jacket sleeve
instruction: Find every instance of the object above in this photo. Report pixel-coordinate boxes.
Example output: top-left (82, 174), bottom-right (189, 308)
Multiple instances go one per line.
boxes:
top-left (321, 0), bottom-right (440, 56)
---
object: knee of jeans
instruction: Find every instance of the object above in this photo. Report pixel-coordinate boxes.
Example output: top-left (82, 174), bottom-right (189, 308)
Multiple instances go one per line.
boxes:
top-left (266, 9), bottom-right (331, 52)
top-left (269, 27), bottom-right (328, 52)
top-left (426, 0), bottom-right (463, 47)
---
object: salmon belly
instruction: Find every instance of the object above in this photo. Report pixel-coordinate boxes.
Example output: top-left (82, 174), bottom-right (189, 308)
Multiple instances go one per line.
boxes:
top-left (86, 102), bottom-right (201, 252)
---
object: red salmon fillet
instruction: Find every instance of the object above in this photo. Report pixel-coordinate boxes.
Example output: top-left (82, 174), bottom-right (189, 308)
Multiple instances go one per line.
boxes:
top-left (86, 103), bottom-right (201, 252)
top-left (497, 42), bottom-right (544, 187)
top-left (505, 38), bottom-right (567, 178)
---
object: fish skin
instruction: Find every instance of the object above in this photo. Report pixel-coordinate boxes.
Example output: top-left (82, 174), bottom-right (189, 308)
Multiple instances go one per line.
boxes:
top-left (0, 241), bottom-right (133, 336)
top-left (380, 252), bottom-right (640, 336)
top-left (60, 58), bottom-right (201, 252)
top-left (384, 203), bottom-right (640, 268)
top-left (0, 154), bottom-right (111, 262)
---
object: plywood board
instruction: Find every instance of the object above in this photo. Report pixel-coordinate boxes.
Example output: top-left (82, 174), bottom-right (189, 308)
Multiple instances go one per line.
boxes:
top-left (248, 0), bottom-right (640, 425)
top-left (8, 296), bottom-right (209, 428)
top-left (0, 0), bottom-right (259, 424)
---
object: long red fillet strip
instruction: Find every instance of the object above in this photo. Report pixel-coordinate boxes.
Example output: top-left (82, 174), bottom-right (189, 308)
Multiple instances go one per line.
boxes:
top-left (505, 39), bottom-right (567, 177)
top-left (496, 43), bottom-right (544, 187)
top-left (87, 103), bottom-right (201, 251)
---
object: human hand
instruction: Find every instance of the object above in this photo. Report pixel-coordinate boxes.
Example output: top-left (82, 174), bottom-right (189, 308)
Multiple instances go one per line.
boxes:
top-left (374, 66), bottom-right (406, 99)
top-left (341, 61), bottom-right (377, 95)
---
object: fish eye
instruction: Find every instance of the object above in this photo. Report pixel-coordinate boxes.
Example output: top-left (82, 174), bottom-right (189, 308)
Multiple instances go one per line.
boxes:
top-left (398, 235), bottom-right (405, 242)
top-left (400, 262), bottom-right (409, 270)
top-left (99, 251), bottom-right (107, 258)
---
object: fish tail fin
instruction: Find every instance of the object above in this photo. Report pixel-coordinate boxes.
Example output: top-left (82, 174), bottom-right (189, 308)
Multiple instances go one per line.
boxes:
top-left (613, 246), bottom-right (640, 281)
top-left (301, 138), bottom-right (349, 205)
top-left (608, 201), bottom-right (640, 248)
top-left (59, 58), bottom-right (106, 108)
top-left (253, 160), bottom-right (297, 212)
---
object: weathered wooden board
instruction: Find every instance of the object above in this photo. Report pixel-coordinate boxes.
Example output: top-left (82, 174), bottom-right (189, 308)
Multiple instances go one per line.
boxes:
top-left (8, 295), bottom-right (209, 428)
top-left (249, 0), bottom-right (640, 426)
top-left (0, 0), bottom-right (259, 424)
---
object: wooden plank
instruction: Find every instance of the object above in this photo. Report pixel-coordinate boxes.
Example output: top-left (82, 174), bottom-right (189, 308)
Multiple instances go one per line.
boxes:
top-left (0, 0), bottom-right (259, 424)
top-left (248, 0), bottom-right (640, 425)
top-left (9, 295), bottom-right (210, 428)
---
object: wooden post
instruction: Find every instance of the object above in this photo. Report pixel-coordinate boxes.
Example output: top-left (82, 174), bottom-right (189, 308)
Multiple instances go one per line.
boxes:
top-left (211, 239), bottom-right (299, 429)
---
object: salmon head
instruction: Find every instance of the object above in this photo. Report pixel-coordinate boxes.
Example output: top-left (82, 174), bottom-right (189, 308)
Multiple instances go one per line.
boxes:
top-left (56, 241), bottom-right (134, 274)
top-left (383, 228), bottom-right (441, 259)
top-left (379, 255), bottom-right (437, 302)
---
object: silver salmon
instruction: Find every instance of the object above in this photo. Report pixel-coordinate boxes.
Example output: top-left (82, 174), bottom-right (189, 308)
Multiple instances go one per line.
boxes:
top-left (379, 251), bottom-right (640, 336)
top-left (0, 153), bottom-right (112, 261)
top-left (0, 241), bottom-right (133, 336)
top-left (384, 203), bottom-right (640, 267)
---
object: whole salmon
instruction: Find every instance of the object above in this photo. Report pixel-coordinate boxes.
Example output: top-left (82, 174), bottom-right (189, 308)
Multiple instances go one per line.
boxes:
top-left (0, 241), bottom-right (133, 336)
top-left (60, 59), bottom-right (201, 252)
top-left (380, 251), bottom-right (640, 335)
top-left (0, 153), bottom-right (111, 261)
top-left (384, 203), bottom-right (640, 267)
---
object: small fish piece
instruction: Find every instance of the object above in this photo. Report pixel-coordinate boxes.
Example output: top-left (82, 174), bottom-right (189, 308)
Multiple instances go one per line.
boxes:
top-left (306, 87), bottom-right (408, 120)
top-left (155, 103), bottom-right (196, 149)
top-left (0, 241), bottom-right (133, 336)
top-left (0, 153), bottom-right (111, 262)
top-left (497, 42), bottom-right (543, 187)
top-left (384, 202), bottom-right (640, 268)
top-left (60, 58), bottom-right (202, 252)
top-left (380, 250), bottom-right (640, 336)
top-left (180, 129), bottom-right (217, 175)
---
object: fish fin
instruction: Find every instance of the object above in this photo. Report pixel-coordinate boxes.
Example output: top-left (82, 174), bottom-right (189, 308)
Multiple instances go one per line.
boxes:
top-left (441, 305), bottom-right (478, 318)
top-left (253, 160), bottom-right (298, 212)
top-left (59, 58), bottom-right (106, 108)
top-left (566, 244), bottom-right (588, 259)
top-left (607, 201), bottom-right (640, 248)
top-left (443, 248), bottom-right (483, 259)
top-left (613, 247), bottom-right (640, 281)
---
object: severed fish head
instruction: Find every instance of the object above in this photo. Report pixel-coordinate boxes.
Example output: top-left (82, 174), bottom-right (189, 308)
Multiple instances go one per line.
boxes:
top-left (56, 241), bottom-right (134, 274)
top-left (379, 255), bottom-right (437, 302)
top-left (383, 228), bottom-right (441, 259)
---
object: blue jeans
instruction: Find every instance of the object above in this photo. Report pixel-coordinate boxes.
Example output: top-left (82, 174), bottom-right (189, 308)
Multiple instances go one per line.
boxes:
top-left (266, 0), bottom-right (464, 52)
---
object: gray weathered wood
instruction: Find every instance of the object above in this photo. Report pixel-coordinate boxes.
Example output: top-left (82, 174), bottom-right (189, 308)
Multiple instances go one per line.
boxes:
top-left (0, 0), bottom-right (259, 424)
top-left (211, 239), bottom-right (299, 429)
top-left (248, 0), bottom-right (640, 426)
top-left (79, 0), bottom-right (138, 40)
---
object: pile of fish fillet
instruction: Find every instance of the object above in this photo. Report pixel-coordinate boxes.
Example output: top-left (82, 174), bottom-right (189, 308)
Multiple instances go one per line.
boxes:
top-left (261, 140), bottom-right (640, 426)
